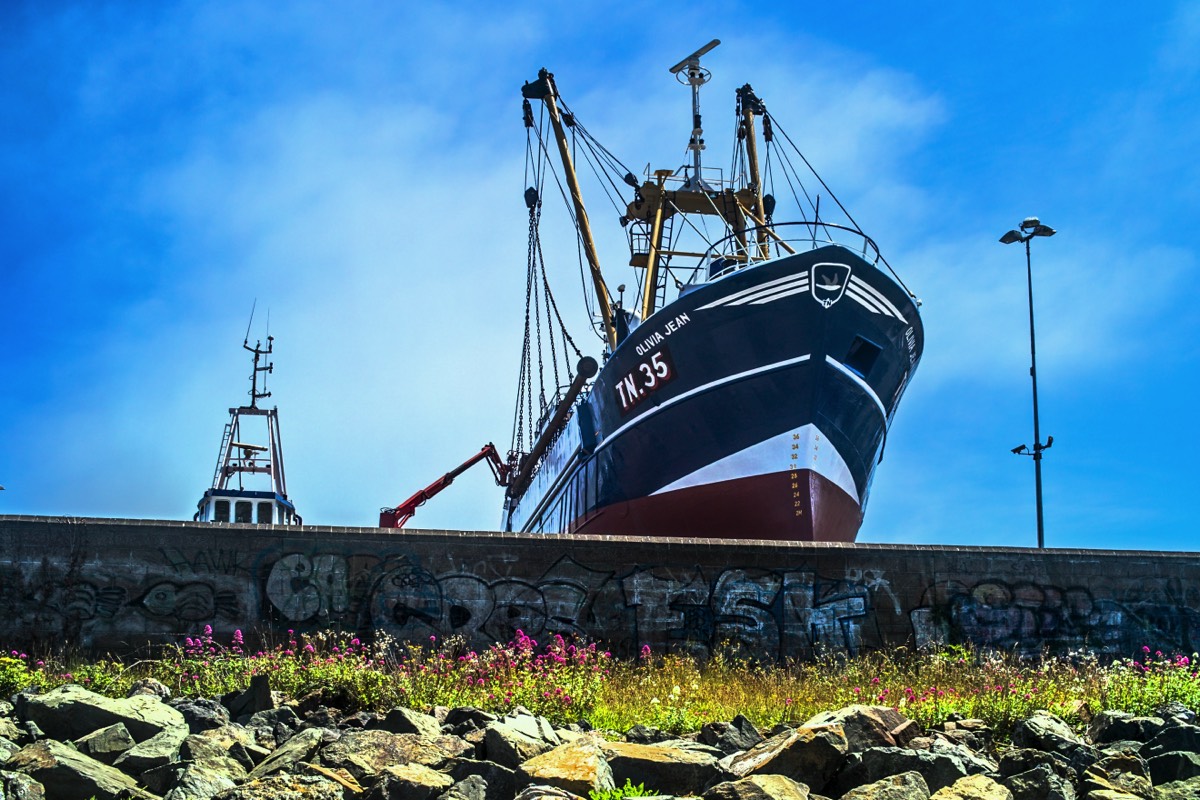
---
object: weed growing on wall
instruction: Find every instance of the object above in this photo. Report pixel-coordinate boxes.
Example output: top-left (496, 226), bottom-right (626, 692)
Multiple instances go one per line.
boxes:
top-left (2, 634), bottom-right (1198, 737)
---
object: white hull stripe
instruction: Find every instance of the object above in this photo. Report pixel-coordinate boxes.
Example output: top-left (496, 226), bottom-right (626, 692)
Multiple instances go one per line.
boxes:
top-left (697, 273), bottom-right (808, 309)
top-left (847, 284), bottom-right (891, 317)
top-left (849, 276), bottom-right (907, 322)
top-left (598, 354), bottom-right (812, 451)
top-left (826, 355), bottom-right (887, 420)
top-left (746, 282), bottom-right (812, 305)
top-left (699, 272), bottom-right (906, 322)
top-left (724, 280), bottom-right (811, 309)
top-left (651, 422), bottom-right (861, 503)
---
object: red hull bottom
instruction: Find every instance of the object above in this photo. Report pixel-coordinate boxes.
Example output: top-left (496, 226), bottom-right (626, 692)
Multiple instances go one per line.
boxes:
top-left (569, 469), bottom-right (862, 542)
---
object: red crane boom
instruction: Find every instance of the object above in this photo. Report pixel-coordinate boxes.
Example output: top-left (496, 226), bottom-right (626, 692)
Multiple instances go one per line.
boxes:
top-left (379, 443), bottom-right (511, 528)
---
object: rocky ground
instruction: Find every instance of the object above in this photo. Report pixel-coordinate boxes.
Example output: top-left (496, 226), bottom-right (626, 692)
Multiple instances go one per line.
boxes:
top-left (2, 676), bottom-right (1199, 799)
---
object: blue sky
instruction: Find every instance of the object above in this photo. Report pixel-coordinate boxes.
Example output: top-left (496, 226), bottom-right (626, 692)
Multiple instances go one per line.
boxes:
top-left (2, 2), bottom-right (1197, 551)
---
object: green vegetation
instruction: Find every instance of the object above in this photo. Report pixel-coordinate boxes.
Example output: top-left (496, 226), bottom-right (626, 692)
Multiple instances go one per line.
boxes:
top-left (590, 779), bottom-right (657, 799)
top-left (4, 631), bottom-right (1199, 741)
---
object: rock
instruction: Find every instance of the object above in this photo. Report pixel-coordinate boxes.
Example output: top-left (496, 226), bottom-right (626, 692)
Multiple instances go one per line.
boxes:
top-left (803, 705), bottom-right (916, 753)
top-left (519, 738), bottom-right (614, 797)
top-left (300, 762), bottom-right (365, 795)
top-left (0, 736), bottom-right (21, 762)
top-left (511, 784), bottom-right (583, 800)
top-left (700, 715), bottom-right (764, 756)
top-left (440, 774), bottom-right (491, 800)
top-left (162, 764), bottom-right (239, 800)
top-left (225, 674), bottom-right (274, 721)
top-left (655, 738), bottom-right (725, 758)
top-left (140, 762), bottom-right (187, 796)
top-left (212, 773), bottom-right (344, 799)
top-left (169, 698), bottom-right (231, 734)
top-left (341, 711), bottom-right (380, 729)
top-left (703, 773), bottom-right (812, 799)
top-left (113, 723), bottom-right (189, 775)
top-left (928, 774), bottom-right (1012, 799)
top-left (1080, 752), bottom-right (1152, 799)
top-left (319, 729), bottom-right (469, 781)
top-left (445, 708), bottom-right (498, 734)
top-left (178, 734), bottom-right (248, 779)
top-left (928, 739), bottom-right (998, 776)
top-left (73, 723), bottom-right (136, 765)
top-left (840, 770), bottom-right (930, 800)
top-left (485, 723), bottom-right (555, 769)
top-left (4, 739), bottom-right (156, 799)
top-left (369, 706), bottom-right (443, 738)
top-left (624, 724), bottom-right (674, 744)
top-left (830, 746), bottom-right (974, 796)
top-left (1139, 725), bottom-right (1200, 758)
top-left (246, 726), bottom-right (331, 779)
top-left (1154, 776), bottom-right (1200, 800)
top-left (938, 720), bottom-right (992, 753)
top-left (602, 740), bottom-right (721, 796)
top-left (0, 718), bottom-right (23, 742)
top-left (1147, 751), bottom-right (1200, 785)
top-left (1001, 764), bottom-right (1075, 800)
top-left (1153, 703), bottom-right (1197, 726)
top-left (246, 706), bottom-right (300, 733)
top-left (719, 725), bottom-right (848, 793)
top-left (446, 756), bottom-right (517, 800)
top-left (364, 762), bottom-right (454, 800)
top-left (299, 706), bottom-right (342, 731)
top-left (16, 684), bottom-right (186, 743)
top-left (1088, 713), bottom-right (1164, 745)
top-left (498, 708), bottom-right (561, 747)
top-left (0, 769), bottom-right (46, 800)
top-left (1011, 712), bottom-right (1085, 757)
top-left (127, 679), bottom-right (172, 700)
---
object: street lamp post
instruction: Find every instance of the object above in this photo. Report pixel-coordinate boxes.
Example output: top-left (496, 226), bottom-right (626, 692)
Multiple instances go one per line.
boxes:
top-left (1000, 217), bottom-right (1056, 548)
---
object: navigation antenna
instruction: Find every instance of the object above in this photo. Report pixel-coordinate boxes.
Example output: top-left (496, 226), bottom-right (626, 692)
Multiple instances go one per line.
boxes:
top-left (242, 302), bottom-right (274, 409)
top-left (669, 39), bottom-right (720, 191)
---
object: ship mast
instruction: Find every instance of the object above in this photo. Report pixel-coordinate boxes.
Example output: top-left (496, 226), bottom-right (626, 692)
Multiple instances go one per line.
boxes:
top-left (670, 39), bottom-right (720, 191)
top-left (522, 69), bottom-right (619, 351)
top-left (737, 84), bottom-right (771, 261)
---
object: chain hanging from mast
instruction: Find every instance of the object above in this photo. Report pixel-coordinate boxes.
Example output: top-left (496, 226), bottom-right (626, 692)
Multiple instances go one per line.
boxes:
top-left (511, 104), bottom-right (584, 463)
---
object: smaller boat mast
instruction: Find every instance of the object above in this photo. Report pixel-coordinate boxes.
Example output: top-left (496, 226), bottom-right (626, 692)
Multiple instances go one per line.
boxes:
top-left (194, 323), bottom-right (301, 525)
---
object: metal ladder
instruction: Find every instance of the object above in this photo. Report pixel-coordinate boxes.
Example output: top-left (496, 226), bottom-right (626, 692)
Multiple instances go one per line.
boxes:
top-left (210, 420), bottom-right (233, 487)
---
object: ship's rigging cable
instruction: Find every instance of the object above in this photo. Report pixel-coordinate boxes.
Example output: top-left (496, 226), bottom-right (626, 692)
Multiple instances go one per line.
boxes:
top-left (524, 103), bottom-right (605, 338)
top-left (513, 104), bottom-right (591, 460)
top-left (765, 111), bottom-right (915, 298)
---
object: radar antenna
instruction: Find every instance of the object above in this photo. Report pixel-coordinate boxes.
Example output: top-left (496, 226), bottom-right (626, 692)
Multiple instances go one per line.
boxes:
top-left (669, 39), bottom-right (720, 191)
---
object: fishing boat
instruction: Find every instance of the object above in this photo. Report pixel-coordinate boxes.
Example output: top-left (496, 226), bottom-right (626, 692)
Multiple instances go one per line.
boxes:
top-left (501, 42), bottom-right (923, 542)
top-left (195, 333), bottom-right (301, 526)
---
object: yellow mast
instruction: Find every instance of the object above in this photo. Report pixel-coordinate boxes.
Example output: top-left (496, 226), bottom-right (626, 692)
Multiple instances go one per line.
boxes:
top-left (638, 170), bottom-right (673, 321)
top-left (522, 70), bottom-right (618, 351)
top-left (739, 85), bottom-right (770, 261)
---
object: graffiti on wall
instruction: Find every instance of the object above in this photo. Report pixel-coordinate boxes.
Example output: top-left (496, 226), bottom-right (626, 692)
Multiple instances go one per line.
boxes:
top-left (259, 553), bottom-right (907, 659)
top-left (910, 577), bottom-right (1200, 656)
top-left (1, 524), bottom-right (1199, 659)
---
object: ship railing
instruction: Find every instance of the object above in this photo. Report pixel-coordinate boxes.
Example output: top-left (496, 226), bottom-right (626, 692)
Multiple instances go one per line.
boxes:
top-left (688, 221), bottom-right (882, 283)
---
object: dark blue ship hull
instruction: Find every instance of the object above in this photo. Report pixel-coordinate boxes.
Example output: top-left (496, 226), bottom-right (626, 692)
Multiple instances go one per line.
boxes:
top-left (503, 244), bottom-right (923, 541)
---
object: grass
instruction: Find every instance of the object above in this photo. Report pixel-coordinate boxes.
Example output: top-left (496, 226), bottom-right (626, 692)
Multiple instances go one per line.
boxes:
top-left (3, 632), bottom-right (1199, 742)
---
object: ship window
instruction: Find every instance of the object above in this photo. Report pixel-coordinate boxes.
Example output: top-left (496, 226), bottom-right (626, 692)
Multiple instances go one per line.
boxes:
top-left (213, 500), bottom-right (230, 523)
top-left (257, 502), bottom-right (273, 524)
top-left (844, 336), bottom-right (882, 378)
top-left (235, 501), bottom-right (252, 523)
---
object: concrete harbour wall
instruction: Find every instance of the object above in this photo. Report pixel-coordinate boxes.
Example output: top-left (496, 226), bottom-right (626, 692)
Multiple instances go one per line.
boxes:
top-left (1, 515), bottom-right (1198, 659)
